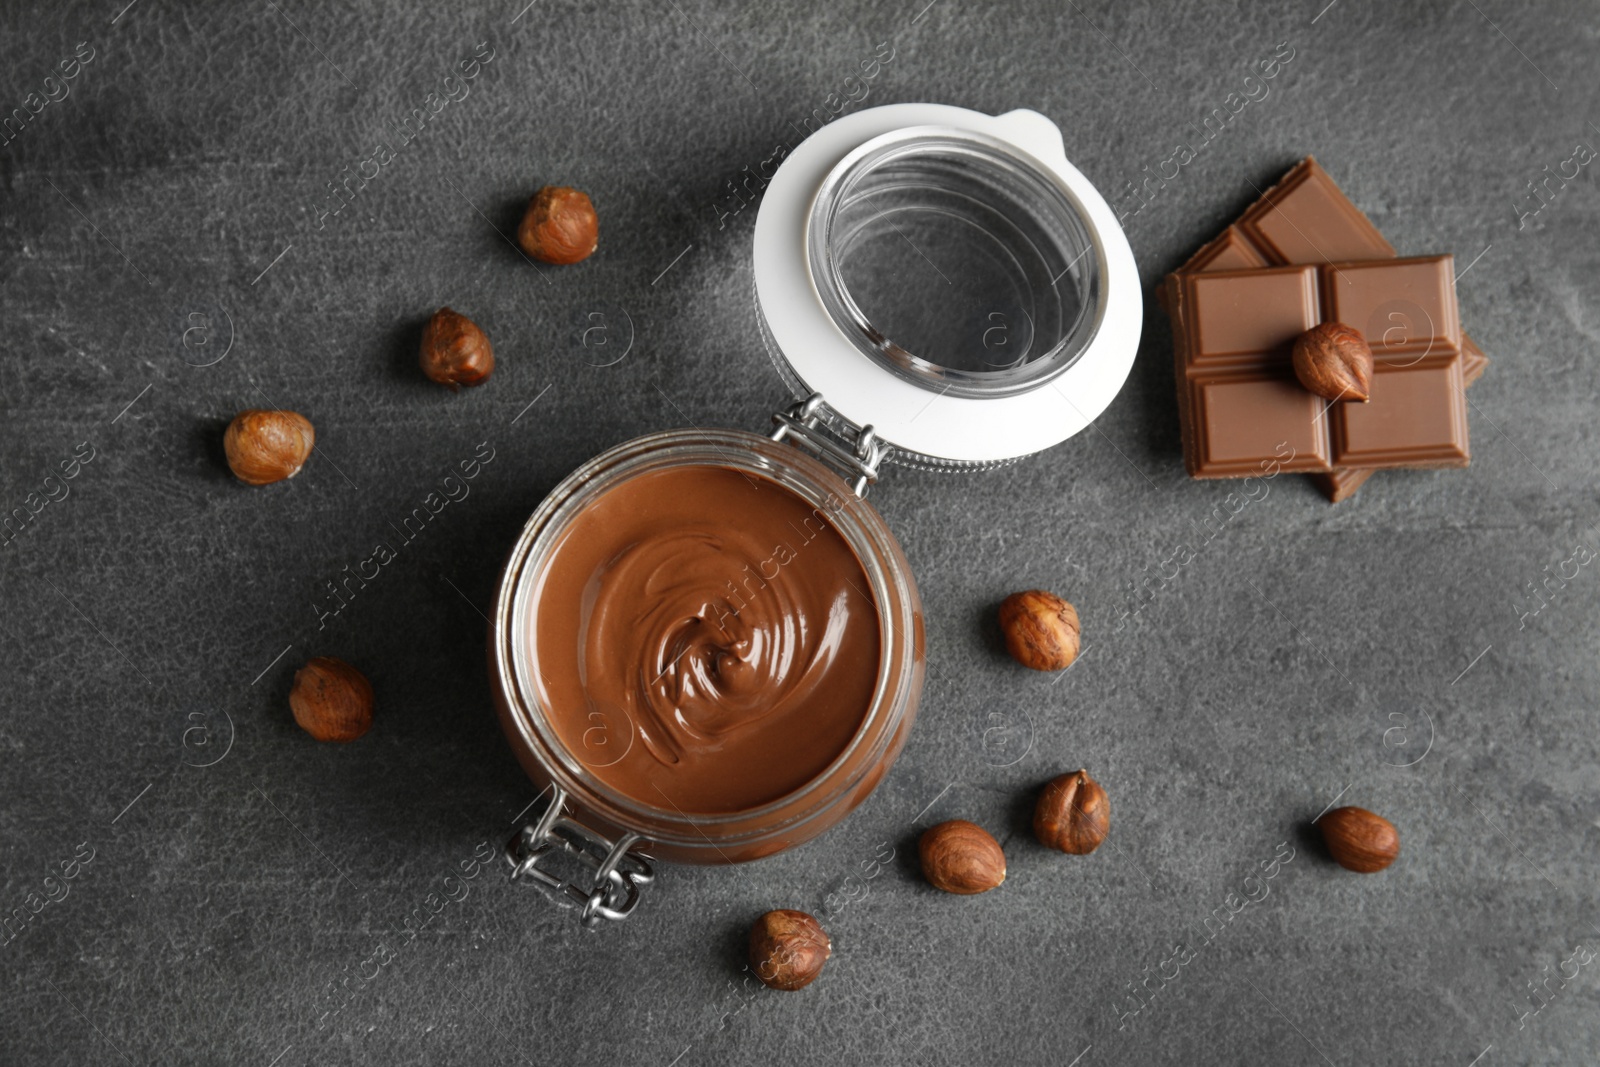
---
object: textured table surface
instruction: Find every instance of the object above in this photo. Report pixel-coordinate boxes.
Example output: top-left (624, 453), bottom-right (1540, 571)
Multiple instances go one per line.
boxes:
top-left (3, 1), bottom-right (1598, 1064)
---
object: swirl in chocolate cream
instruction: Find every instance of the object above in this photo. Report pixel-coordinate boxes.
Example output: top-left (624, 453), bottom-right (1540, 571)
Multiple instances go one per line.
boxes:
top-left (532, 465), bottom-right (881, 814)
top-left (583, 530), bottom-right (853, 766)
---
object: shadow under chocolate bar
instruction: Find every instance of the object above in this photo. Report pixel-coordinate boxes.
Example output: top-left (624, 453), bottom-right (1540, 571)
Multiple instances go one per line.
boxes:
top-left (1162, 157), bottom-right (1488, 501)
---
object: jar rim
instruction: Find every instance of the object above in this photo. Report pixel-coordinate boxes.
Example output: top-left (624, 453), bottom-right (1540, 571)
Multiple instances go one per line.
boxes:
top-left (491, 428), bottom-right (923, 852)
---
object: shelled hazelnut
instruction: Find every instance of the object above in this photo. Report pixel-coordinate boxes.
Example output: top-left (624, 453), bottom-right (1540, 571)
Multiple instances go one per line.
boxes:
top-left (420, 307), bottom-right (495, 389)
top-left (517, 186), bottom-right (598, 265)
top-left (919, 819), bottom-right (1006, 894)
top-left (1318, 806), bottom-right (1399, 873)
top-left (748, 909), bottom-right (830, 990)
top-left (1292, 322), bottom-right (1373, 403)
top-left (223, 409), bottom-right (315, 486)
top-left (1033, 770), bottom-right (1109, 854)
top-left (998, 590), bottom-right (1080, 671)
top-left (289, 656), bottom-right (373, 743)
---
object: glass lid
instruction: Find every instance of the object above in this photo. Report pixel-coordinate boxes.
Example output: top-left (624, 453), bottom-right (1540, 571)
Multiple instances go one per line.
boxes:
top-left (808, 127), bottom-right (1101, 400)
top-left (752, 104), bottom-right (1141, 468)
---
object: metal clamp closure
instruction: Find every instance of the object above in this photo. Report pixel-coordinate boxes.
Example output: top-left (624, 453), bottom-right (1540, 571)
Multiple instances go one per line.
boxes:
top-left (505, 786), bottom-right (656, 927)
top-left (770, 393), bottom-right (889, 496)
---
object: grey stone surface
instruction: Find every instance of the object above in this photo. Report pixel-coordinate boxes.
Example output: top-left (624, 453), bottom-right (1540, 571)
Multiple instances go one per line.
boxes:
top-left (1, 0), bottom-right (1597, 1064)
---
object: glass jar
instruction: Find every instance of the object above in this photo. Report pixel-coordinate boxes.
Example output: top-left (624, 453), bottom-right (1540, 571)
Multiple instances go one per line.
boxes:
top-left (490, 427), bottom-right (925, 857)
top-left (488, 104), bottom-right (1140, 926)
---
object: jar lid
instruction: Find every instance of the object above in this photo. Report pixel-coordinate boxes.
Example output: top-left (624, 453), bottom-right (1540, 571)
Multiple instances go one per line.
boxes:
top-left (753, 104), bottom-right (1140, 467)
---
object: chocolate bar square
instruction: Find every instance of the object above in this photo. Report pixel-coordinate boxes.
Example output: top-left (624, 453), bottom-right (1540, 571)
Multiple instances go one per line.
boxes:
top-left (1169, 256), bottom-right (1470, 478)
top-left (1323, 257), bottom-right (1461, 358)
top-left (1235, 162), bottom-right (1395, 265)
top-left (1334, 360), bottom-right (1469, 467)
top-left (1193, 376), bottom-right (1333, 475)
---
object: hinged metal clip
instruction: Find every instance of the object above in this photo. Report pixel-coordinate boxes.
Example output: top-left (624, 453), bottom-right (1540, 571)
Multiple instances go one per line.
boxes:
top-left (505, 786), bottom-right (656, 927)
top-left (770, 393), bottom-right (889, 496)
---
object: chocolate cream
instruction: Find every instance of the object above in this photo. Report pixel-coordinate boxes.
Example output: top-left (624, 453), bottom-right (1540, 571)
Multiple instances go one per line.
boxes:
top-left (529, 464), bottom-right (881, 814)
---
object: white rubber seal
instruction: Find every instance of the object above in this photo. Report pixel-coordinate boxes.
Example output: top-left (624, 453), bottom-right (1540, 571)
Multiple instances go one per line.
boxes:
top-left (753, 104), bottom-right (1141, 465)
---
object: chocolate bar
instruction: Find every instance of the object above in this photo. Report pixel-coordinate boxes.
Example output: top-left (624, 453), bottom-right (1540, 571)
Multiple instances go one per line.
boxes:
top-left (1167, 158), bottom-right (1487, 500)
top-left (1168, 256), bottom-right (1469, 477)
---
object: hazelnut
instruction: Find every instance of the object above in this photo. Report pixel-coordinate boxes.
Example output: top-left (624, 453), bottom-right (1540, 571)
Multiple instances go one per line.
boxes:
top-left (998, 590), bottom-right (1080, 671)
top-left (919, 819), bottom-right (1006, 895)
top-left (224, 409), bottom-right (315, 486)
top-left (289, 656), bottom-right (373, 743)
top-left (517, 185), bottom-right (598, 265)
top-left (1033, 770), bottom-right (1109, 854)
top-left (1318, 806), bottom-right (1399, 873)
top-left (1292, 322), bottom-right (1373, 403)
top-left (748, 909), bottom-right (830, 990)
top-left (420, 307), bottom-right (495, 389)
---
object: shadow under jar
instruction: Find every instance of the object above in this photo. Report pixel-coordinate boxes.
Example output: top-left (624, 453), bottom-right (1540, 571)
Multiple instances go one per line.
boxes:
top-left (489, 104), bottom-right (1141, 926)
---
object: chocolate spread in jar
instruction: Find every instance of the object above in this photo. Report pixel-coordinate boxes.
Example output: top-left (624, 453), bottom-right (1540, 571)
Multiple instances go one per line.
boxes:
top-left (529, 464), bottom-right (881, 815)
